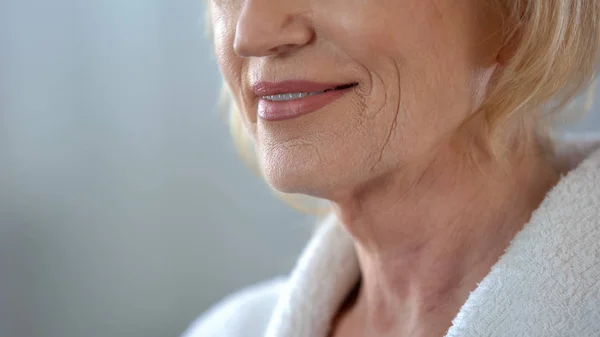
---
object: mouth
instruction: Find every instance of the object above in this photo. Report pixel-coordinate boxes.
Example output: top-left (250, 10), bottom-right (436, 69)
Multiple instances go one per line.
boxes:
top-left (254, 81), bottom-right (359, 122)
top-left (260, 83), bottom-right (359, 102)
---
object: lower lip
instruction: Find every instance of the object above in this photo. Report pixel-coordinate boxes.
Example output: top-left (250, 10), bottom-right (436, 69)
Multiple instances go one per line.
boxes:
top-left (258, 87), bottom-right (353, 121)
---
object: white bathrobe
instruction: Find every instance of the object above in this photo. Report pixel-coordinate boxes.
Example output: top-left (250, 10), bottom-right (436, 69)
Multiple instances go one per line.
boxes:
top-left (184, 134), bottom-right (600, 337)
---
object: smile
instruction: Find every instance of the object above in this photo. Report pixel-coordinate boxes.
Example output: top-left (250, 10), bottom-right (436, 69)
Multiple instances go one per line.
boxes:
top-left (254, 81), bottom-right (358, 121)
top-left (261, 83), bottom-right (358, 102)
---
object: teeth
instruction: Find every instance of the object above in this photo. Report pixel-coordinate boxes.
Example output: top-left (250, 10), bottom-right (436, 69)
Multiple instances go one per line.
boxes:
top-left (262, 91), bottom-right (323, 102)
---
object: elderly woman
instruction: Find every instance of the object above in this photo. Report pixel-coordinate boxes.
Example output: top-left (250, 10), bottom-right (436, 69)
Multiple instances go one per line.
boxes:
top-left (186, 1), bottom-right (600, 336)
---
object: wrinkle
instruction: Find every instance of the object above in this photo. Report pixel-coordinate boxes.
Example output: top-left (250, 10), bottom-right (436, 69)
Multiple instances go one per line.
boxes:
top-left (349, 87), bottom-right (369, 129)
top-left (370, 60), bottom-right (402, 172)
top-left (367, 70), bottom-right (388, 121)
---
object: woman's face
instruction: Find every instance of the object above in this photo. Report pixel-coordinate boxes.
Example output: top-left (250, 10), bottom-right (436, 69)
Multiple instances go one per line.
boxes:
top-left (210, 0), bottom-right (503, 198)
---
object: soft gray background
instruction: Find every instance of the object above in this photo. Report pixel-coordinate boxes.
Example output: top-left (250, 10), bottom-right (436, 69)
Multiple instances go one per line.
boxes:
top-left (0, 1), bottom-right (312, 337)
top-left (0, 1), bottom-right (598, 337)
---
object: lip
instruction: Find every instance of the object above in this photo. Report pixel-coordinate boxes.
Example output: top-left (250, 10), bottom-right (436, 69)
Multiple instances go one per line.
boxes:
top-left (254, 80), bottom-right (356, 121)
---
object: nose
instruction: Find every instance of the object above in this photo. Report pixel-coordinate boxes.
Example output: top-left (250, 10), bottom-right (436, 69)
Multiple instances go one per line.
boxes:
top-left (233, 0), bottom-right (314, 57)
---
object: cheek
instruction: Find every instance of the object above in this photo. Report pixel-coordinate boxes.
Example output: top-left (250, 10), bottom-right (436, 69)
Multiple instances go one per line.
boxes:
top-left (212, 8), bottom-right (255, 126)
top-left (212, 8), bottom-right (236, 80)
top-left (314, 1), bottom-right (488, 167)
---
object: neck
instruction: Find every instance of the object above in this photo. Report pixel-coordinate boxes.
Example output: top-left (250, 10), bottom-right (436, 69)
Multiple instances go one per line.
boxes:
top-left (330, 121), bottom-right (560, 337)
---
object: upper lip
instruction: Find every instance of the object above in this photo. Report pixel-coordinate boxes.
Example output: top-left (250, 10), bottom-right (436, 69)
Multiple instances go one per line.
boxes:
top-left (253, 80), bottom-right (356, 96)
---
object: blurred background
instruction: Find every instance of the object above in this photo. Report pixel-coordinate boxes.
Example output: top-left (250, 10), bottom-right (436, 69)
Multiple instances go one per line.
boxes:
top-left (0, 1), bottom-right (313, 337)
top-left (0, 1), bottom-right (598, 337)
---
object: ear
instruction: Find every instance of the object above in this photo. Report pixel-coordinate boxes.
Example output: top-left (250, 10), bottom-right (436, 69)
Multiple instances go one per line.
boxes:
top-left (496, 2), bottom-right (528, 66)
top-left (496, 29), bottom-right (522, 66)
top-left (477, 3), bottom-right (523, 68)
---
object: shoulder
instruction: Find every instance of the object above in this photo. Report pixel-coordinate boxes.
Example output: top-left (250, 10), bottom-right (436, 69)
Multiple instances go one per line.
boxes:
top-left (181, 277), bottom-right (285, 337)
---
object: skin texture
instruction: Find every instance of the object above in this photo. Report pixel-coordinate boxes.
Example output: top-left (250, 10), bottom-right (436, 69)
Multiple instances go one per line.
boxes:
top-left (210, 0), bottom-right (561, 336)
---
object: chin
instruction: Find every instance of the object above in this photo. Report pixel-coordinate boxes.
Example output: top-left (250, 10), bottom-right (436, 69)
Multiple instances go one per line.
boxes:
top-left (261, 157), bottom-right (324, 196)
top-left (258, 147), bottom-right (340, 198)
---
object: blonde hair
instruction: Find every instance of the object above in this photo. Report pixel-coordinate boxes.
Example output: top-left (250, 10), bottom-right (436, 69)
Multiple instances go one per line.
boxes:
top-left (209, 0), bottom-right (600, 215)
top-left (481, 1), bottom-right (599, 140)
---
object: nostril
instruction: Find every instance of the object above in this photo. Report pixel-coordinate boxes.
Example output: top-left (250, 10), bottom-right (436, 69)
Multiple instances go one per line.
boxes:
top-left (270, 43), bottom-right (301, 55)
